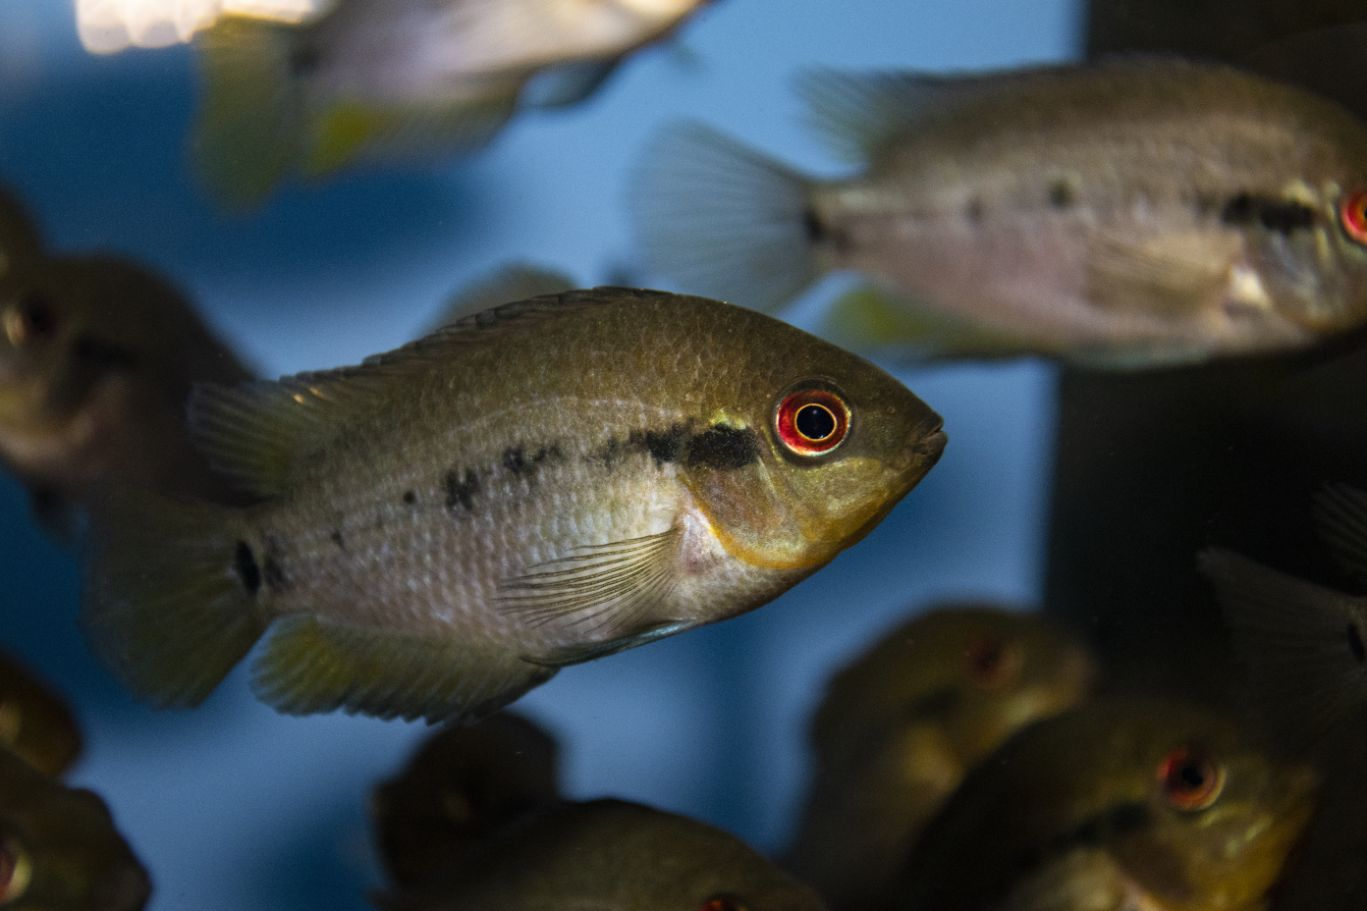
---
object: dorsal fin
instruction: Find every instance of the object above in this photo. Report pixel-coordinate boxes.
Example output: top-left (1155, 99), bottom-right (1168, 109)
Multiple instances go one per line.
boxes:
top-left (428, 263), bottom-right (577, 331)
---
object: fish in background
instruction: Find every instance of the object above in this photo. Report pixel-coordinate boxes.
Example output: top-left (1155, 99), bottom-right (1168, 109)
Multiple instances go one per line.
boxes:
top-left (82, 287), bottom-right (946, 723)
top-left (192, 0), bottom-right (715, 205)
top-left (894, 697), bottom-right (1317, 911)
top-left (0, 653), bottom-right (82, 779)
top-left (75, 0), bottom-right (332, 53)
top-left (630, 58), bottom-right (1367, 368)
top-left (0, 196), bottom-right (253, 536)
top-left (0, 746), bottom-right (151, 911)
top-left (371, 712), bottom-right (560, 889)
top-left (784, 604), bottom-right (1096, 911)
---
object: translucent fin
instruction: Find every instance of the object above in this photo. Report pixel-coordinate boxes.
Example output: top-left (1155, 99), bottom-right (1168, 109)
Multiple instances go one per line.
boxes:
top-left (80, 492), bottom-right (266, 708)
top-left (429, 263), bottom-right (576, 330)
top-left (536, 620), bottom-right (689, 667)
top-left (822, 283), bottom-right (1027, 359)
top-left (629, 123), bottom-right (818, 312)
top-left (795, 68), bottom-right (976, 161)
top-left (523, 60), bottom-right (620, 109)
top-left (252, 615), bottom-right (556, 723)
top-left (1199, 548), bottom-right (1367, 741)
top-left (1313, 483), bottom-right (1367, 588)
top-left (1087, 232), bottom-right (1240, 314)
top-left (191, 17), bottom-right (302, 207)
top-left (496, 529), bottom-right (682, 660)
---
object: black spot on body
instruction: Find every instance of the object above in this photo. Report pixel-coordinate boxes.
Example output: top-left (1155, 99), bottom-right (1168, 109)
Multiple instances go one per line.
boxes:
top-left (802, 206), bottom-right (852, 254)
top-left (1219, 192), bottom-right (1316, 235)
top-left (1048, 178), bottom-right (1076, 210)
top-left (262, 536), bottom-right (288, 592)
top-left (402, 490), bottom-right (416, 505)
top-left (685, 424), bottom-right (760, 471)
top-left (444, 469), bottom-right (479, 512)
top-left (638, 424), bottom-right (688, 466)
top-left (504, 444), bottom-right (565, 478)
top-left (234, 540), bottom-right (261, 595)
top-left (1349, 623), bottom-right (1366, 663)
top-left (330, 529), bottom-right (346, 549)
top-left (965, 197), bottom-right (985, 223)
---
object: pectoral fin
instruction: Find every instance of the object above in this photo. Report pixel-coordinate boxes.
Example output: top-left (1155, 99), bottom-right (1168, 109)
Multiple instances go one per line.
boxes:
top-left (1087, 232), bottom-right (1243, 315)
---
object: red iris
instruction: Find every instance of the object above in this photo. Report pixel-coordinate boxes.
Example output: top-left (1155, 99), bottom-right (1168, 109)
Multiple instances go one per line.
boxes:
top-left (1340, 190), bottom-right (1367, 245)
top-left (1157, 747), bottom-right (1224, 811)
top-left (775, 388), bottom-right (850, 456)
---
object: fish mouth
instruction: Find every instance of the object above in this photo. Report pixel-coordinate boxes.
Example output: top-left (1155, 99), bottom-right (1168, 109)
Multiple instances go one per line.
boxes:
top-left (910, 411), bottom-right (947, 465)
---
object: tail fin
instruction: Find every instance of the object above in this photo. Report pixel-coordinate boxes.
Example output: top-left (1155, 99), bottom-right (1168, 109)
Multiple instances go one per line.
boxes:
top-left (628, 123), bottom-right (820, 313)
top-left (1313, 483), bottom-right (1367, 587)
top-left (191, 18), bottom-right (302, 207)
top-left (81, 492), bottom-right (266, 707)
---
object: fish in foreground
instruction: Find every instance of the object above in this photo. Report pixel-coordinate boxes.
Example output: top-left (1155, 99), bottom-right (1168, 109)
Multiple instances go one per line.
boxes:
top-left (372, 712), bottom-right (560, 888)
top-left (631, 57), bottom-right (1367, 367)
top-left (0, 243), bottom-right (253, 535)
top-left (895, 697), bottom-right (1317, 911)
top-left (785, 604), bottom-right (1096, 911)
top-left (376, 797), bottom-right (827, 911)
top-left (82, 288), bottom-right (946, 723)
top-left (193, 0), bottom-right (713, 205)
top-left (75, 0), bottom-right (329, 53)
top-left (0, 747), bottom-right (151, 911)
top-left (0, 653), bottom-right (82, 778)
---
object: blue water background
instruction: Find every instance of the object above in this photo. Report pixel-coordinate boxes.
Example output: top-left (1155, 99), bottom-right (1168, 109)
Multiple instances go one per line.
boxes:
top-left (0, 1), bottom-right (1076, 907)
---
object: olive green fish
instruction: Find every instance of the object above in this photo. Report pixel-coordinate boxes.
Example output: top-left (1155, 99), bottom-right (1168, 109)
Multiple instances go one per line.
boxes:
top-left (631, 58), bottom-right (1367, 367)
top-left (376, 798), bottom-right (827, 911)
top-left (372, 712), bottom-right (560, 889)
top-left (785, 604), bottom-right (1096, 911)
top-left (895, 697), bottom-right (1317, 911)
top-left (82, 288), bottom-right (945, 723)
top-left (194, 0), bottom-right (714, 204)
top-left (0, 653), bottom-right (81, 779)
top-left (0, 747), bottom-right (151, 911)
top-left (0, 247), bottom-right (253, 535)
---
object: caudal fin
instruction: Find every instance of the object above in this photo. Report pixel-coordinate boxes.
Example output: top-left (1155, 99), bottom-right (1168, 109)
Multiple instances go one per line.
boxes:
top-left (81, 493), bottom-right (266, 707)
top-left (628, 123), bottom-right (820, 313)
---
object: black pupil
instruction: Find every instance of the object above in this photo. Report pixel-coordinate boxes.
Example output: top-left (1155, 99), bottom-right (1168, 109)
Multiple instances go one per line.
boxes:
top-left (18, 293), bottom-right (55, 338)
top-left (795, 403), bottom-right (836, 441)
top-left (1175, 762), bottom-right (1205, 791)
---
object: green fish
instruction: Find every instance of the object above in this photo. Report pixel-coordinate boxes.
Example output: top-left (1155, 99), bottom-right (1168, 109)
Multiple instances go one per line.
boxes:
top-left (631, 58), bottom-right (1367, 367)
top-left (0, 653), bottom-right (81, 779)
top-left (785, 604), bottom-right (1096, 911)
top-left (895, 697), bottom-right (1317, 911)
top-left (0, 747), bottom-right (150, 911)
top-left (376, 798), bottom-right (827, 911)
top-left (372, 712), bottom-right (560, 889)
top-left (82, 288), bottom-right (945, 723)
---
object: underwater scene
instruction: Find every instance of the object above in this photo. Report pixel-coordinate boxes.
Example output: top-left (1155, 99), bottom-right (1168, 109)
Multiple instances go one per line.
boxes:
top-left (3, 0), bottom-right (1367, 909)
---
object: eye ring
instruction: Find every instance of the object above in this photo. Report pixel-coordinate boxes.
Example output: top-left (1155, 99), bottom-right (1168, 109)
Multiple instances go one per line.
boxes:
top-left (775, 386), bottom-right (851, 457)
top-left (1339, 190), bottom-right (1367, 246)
top-left (3, 290), bottom-right (58, 347)
top-left (1156, 747), bottom-right (1225, 811)
top-left (0, 835), bottom-right (32, 905)
top-left (963, 636), bottom-right (1022, 690)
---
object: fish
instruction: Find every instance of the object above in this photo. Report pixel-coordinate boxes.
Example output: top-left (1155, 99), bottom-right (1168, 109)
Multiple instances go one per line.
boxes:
top-left (785, 603), bottom-right (1096, 911)
top-left (0, 252), bottom-right (253, 536)
top-left (630, 57), bottom-right (1367, 368)
top-left (192, 0), bottom-right (714, 205)
top-left (372, 712), bottom-right (561, 889)
top-left (427, 263), bottom-right (577, 332)
top-left (894, 697), bottom-right (1317, 911)
top-left (75, 0), bottom-right (330, 53)
top-left (0, 747), bottom-right (151, 911)
top-left (0, 189), bottom-right (41, 286)
top-left (375, 797), bottom-right (828, 911)
top-left (81, 287), bottom-right (946, 723)
top-left (0, 653), bottom-right (82, 779)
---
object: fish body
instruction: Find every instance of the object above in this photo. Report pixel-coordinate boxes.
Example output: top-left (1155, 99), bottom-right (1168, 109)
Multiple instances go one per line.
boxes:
top-left (377, 798), bottom-right (827, 911)
top-left (0, 253), bottom-right (252, 533)
top-left (194, 0), bottom-right (711, 203)
top-left (83, 288), bottom-right (945, 723)
top-left (895, 697), bottom-right (1317, 911)
top-left (786, 604), bottom-right (1096, 911)
top-left (632, 58), bottom-right (1367, 367)
top-left (0, 654), bottom-right (81, 779)
top-left (0, 747), bottom-right (150, 911)
top-left (76, 0), bottom-right (330, 53)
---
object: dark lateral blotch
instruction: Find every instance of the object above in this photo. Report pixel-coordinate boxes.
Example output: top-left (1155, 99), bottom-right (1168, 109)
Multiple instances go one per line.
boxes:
top-left (1219, 192), bottom-right (1315, 235)
top-left (1047, 178), bottom-right (1076, 210)
top-left (402, 490), bottom-right (416, 505)
top-left (1349, 623), bottom-right (1366, 663)
top-left (444, 468), bottom-right (480, 512)
top-left (685, 424), bottom-right (760, 471)
top-left (234, 540), bottom-right (262, 595)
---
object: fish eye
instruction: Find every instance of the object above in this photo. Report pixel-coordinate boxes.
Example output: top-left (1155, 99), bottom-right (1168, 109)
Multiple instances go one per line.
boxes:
top-left (1157, 747), bottom-right (1225, 811)
top-left (3, 290), bottom-right (58, 347)
top-left (775, 386), bottom-right (850, 457)
top-left (700, 895), bottom-right (748, 911)
top-left (1339, 190), bottom-right (1367, 246)
top-left (963, 636), bottom-right (1022, 689)
top-left (0, 836), bottom-right (32, 904)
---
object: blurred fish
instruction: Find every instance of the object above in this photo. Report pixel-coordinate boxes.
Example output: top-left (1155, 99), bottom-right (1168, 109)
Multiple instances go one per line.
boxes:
top-left (0, 653), bottom-right (81, 779)
top-left (372, 712), bottom-right (560, 889)
top-left (75, 0), bottom-right (332, 53)
top-left (376, 798), bottom-right (827, 911)
top-left (82, 288), bottom-right (946, 723)
top-left (428, 263), bottom-right (576, 331)
top-left (192, 0), bottom-right (714, 205)
top-left (785, 604), bottom-right (1096, 911)
top-left (631, 58), bottom-right (1367, 368)
top-left (0, 253), bottom-right (253, 535)
top-left (895, 697), bottom-right (1316, 911)
top-left (0, 747), bottom-right (150, 911)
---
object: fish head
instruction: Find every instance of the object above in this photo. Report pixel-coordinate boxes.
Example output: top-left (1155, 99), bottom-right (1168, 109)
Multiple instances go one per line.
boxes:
top-left (679, 333), bottom-right (944, 576)
top-left (0, 655), bottom-right (81, 779)
top-left (608, 0), bottom-right (712, 25)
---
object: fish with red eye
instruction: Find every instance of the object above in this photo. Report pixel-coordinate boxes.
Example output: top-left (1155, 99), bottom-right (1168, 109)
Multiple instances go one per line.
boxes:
top-left (700, 895), bottom-right (749, 911)
top-left (963, 636), bottom-right (1023, 690)
top-left (1157, 747), bottom-right (1225, 811)
top-left (775, 387), bottom-right (850, 456)
top-left (1340, 190), bottom-right (1367, 246)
